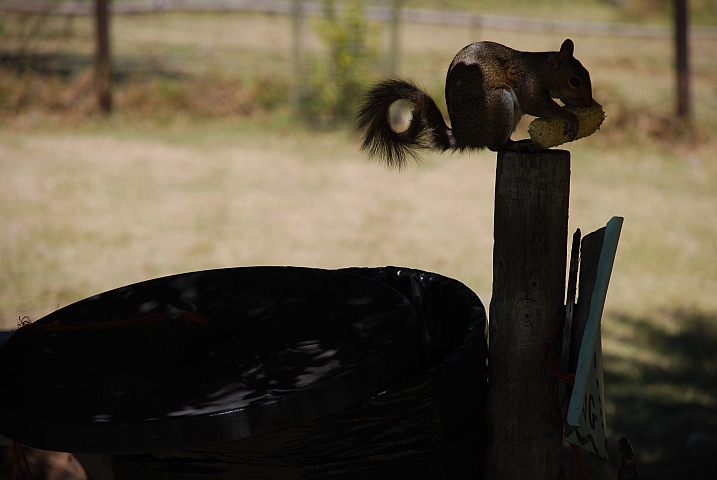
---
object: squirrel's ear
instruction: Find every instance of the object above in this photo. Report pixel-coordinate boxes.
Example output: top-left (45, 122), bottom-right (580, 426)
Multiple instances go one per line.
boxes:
top-left (554, 39), bottom-right (575, 70)
top-left (559, 39), bottom-right (574, 57)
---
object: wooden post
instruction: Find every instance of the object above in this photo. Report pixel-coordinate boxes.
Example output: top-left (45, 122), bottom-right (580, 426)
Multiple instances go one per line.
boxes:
top-left (485, 150), bottom-right (570, 480)
top-left (291, 0), bottom-right (304, 113)
top-left (95, 0), bottom-right (112, 113)
top-left (389, 0), bottom-right (402, 76)
top-left (674, 0), bottom-right (690, 119)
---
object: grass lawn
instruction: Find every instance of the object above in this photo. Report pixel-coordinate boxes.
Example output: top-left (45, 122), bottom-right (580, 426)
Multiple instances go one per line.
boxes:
top-left (1, 4), bottom-right (717, 478)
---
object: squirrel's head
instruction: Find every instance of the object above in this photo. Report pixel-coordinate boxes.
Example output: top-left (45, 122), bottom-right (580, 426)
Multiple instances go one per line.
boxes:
top-left (552, 39), bottom-right (593, 108)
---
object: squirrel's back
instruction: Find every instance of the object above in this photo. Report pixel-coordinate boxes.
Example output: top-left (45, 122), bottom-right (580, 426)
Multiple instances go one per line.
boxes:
top-left (446, 42), bottom-right (529, 150)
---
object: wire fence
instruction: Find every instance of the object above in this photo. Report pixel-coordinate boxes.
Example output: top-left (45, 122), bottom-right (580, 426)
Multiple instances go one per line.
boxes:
top-left (1, 0), bottom-right (715, 126)
top-left (0, 0), bottom-right (388, 123)
top-left (4, 0), bottom-right (717, 38)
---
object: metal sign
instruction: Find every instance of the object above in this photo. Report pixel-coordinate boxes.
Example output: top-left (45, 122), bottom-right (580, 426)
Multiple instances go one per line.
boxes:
top-left (565, 216), bottom-right (623, 460)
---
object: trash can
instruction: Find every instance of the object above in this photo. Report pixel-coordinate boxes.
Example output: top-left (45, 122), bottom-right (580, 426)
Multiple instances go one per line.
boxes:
top-left (0, 266), bottom-right (487, 479)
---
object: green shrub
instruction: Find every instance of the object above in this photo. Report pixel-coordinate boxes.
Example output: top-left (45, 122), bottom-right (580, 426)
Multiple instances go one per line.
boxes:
top-left (298, 0), bottom-right (377, 127)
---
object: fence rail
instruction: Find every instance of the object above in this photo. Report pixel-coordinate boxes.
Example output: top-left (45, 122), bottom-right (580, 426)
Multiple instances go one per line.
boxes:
top-left (1, 0), bottom-right (716, 39)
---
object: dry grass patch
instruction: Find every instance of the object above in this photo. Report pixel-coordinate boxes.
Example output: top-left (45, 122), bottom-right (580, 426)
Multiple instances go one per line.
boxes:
top-left (0, 126), bottom-right (498, 328)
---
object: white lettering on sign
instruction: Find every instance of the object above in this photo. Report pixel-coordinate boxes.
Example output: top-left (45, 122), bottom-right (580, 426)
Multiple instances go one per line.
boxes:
top-left (567, 329), bottom-right (608, 459)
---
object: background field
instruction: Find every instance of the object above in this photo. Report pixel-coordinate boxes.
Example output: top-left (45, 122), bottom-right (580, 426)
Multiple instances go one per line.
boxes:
top-left (1, 1), bottom-right (717, 478)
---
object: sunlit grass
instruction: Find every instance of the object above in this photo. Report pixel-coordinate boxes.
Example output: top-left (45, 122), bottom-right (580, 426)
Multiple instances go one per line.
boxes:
top-left (2, 119), bottom-right (715, 326)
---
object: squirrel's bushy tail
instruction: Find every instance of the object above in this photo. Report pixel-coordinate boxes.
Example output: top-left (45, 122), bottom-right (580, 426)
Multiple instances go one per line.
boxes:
top-left (356, 79), bottom-right (454, 168)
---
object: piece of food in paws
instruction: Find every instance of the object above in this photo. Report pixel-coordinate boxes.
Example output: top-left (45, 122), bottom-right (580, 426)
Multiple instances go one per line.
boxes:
top-left (528, 101), bottom-right (606, 149)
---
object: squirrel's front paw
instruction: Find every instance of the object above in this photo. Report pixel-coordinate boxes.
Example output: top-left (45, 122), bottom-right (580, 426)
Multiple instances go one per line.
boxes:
top-left (563, 121), bottom-right (579, 140)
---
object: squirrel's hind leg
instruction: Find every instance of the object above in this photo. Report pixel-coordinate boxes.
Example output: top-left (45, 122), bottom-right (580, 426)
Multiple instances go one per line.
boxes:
top-left (481, 87), bottom-right (523, 151)
top-left (495, 138), bottom-right (543, 153)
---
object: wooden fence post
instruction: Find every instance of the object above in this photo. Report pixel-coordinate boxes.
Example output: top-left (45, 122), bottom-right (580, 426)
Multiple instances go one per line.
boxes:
top-left (674, 0), bottom-right (690, 119)
top-left (291, 0), bottom-right (304, 112)
top-left (95, 0), bottom-right (112, 113)
top-left (485, 149), bottom-right (570, 479)
top-left (389, 0), bottom-right (402, 76)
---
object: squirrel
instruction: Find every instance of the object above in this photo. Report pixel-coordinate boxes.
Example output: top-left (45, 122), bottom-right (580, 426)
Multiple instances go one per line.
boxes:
top-left (356, 39), bottom-right (593, 168)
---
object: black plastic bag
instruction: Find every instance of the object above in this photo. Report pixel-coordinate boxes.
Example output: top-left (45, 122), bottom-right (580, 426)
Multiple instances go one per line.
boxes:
top-left (113, 267), bottom-right (488, 479)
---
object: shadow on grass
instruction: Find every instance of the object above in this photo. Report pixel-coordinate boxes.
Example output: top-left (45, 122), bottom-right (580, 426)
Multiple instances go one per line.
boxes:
top-left (590, 308), bottom-right (717, 479)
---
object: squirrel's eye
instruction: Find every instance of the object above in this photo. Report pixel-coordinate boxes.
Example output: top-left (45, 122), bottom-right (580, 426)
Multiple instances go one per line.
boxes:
top-left (570, 77), bottom-right (581, 88)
